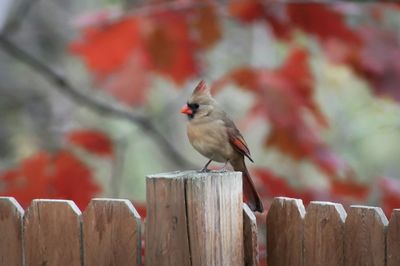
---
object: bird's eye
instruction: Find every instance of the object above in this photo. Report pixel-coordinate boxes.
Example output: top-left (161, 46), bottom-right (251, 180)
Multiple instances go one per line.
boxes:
top-left (188, 103), bottom-right (199, 110)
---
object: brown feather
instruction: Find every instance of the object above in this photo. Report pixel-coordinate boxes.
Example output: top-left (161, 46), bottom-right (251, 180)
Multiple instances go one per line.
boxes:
top-left (230, 157), bottom-right (263, 212)
top-left (226, 122), bottom-right (253, 162)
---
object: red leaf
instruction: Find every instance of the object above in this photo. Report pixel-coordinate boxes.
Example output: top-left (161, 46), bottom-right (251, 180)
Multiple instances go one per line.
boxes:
top-left (346, 27), bottom-right (400, 101)
top-left (0, 152), bottom-right (53, 207)
top-left (253, 168), bottom-right (313, 205)
top-left (312, 148), bottom-right (349, 178)
top-left (213, 67), bottom-right (259, 93)
top-left (132, 201), bottom-right (146, 218)
top-left (102, 51), bottom-right (150, 106)
top-left (70, 15), bottom-right (152, 106)
top-left (0, 151), bottom-right (101, 209)
top-left (379, 176), bottom-right (400, 216)
top-left (144, 12), bottom-right (199, 85)
top-left (192, 4), bottom-right (222, 49)
top-left (287, 4), bottom-right (360, 45)
top-left (277, 48), bottom-right (328, 127)
top-left (265, 126), bottom-right (313, 160)
top-left (324, 26), bottom-right (400, 102)
top-left (67, 129), bottom-right (113, 157)
top-left (229, 0), bottom-right (265, 23)
top-left (70, 17), bottom-right (142, 75)
top-left (330, 178), bottom-right (370, 200)
top-left (264, 6), bottom-right (292, 40)
top-left (51, 151), bottom-right (101, 209)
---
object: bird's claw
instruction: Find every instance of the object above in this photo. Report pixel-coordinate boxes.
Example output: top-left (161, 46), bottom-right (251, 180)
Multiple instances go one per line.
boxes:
top-left (199, 167), bottom-right (210, 173)
top-left (199, 159), bottom-right (212, 173)
top-left (217, 161), bottom-right (229, 172)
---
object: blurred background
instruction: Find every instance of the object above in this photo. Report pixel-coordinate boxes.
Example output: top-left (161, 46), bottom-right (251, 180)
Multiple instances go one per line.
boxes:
top-left (1, 0), bottom-right (400, 258)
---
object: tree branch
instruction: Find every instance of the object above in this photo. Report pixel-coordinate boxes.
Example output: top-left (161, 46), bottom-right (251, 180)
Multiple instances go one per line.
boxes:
top-left (0, 34), bottom-right (194, 169)
top-left (3, 0), bottom-right (42, 34)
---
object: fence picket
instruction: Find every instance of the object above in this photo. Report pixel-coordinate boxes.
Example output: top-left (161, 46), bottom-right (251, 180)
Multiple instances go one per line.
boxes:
top-left (304, 201), bottom-right (346, 266)
top-left (82, 198), bottom-right (141, 266)
top-left (0, 197), bottom-right (24, 266)
top-left (266, 197), bottom-right (305, 266)
top-left (243, 203), bottom-right (258, 266)
top-left (387, 209), bottom-right (400, 266)
top-left (23, 199), bottom-right (82, 266)
top-left (344, 205), bottom-right (388, 265)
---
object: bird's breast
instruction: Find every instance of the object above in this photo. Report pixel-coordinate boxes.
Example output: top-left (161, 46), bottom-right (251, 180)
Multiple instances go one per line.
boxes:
top-left (187, 120), bottom-right (234, 162)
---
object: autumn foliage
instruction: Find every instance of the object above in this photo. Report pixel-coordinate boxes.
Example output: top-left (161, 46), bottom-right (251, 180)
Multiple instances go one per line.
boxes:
top-left (2, 1), bottom-right (400, 219)
top-left (1, 150), bottom-right (100, 209)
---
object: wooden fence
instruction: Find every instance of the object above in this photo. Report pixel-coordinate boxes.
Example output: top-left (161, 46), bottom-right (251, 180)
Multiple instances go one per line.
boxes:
top-left (0, 171), bottom-right (399, 266)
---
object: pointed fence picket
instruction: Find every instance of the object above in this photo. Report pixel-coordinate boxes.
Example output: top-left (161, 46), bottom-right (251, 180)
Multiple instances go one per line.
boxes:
top-left (243, 204), bottom-right (258, 266)
top-left (82, 198), bottom-right (141, 266)
top-left (387, 209), bottom-right (400, 266)
top-left (1, 171), bottom-right (400, 266)
top-left (344, 206), bottom-right (388, 265)
top-left (0, 197), bottom-right (23, 266)
top-left (266, 197), bottom-right (305, 266)
top-left (23, 200), bottom-right (82, 265)
top-left (303, 202), bottom-right (346, 266)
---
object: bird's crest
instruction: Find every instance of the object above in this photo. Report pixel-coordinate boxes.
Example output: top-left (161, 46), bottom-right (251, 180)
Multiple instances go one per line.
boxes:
top-left (193, 80), bottom-right (210, 95)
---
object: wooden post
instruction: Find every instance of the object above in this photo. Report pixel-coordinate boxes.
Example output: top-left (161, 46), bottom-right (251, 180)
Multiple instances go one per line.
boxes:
top-left (145, 170), bottom-right (244, 266)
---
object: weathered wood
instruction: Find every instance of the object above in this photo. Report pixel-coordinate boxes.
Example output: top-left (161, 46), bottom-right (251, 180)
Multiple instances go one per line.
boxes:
top-left (266, 197), bottom-right (305, 266)
top-left (186, 171), bottom-right (244, 265)
top-left (344, 205), bottom-right (388, 266)
top-left (146, 170), bottom-right (244, 266)
top-left (23, 199), bottom-right (82, 266)
top-left (145, 172), bottom-right (191, 266)
top-left (0, 197), bottom-right (24, 266)
top-left (243, 203), bottom-right (258, 266)
top-left (388, 209), bottom-right (400, 266)
top-left (83, 198), bottom-right (141, 266)
top-left (304, 201), bottom-right (346, 266)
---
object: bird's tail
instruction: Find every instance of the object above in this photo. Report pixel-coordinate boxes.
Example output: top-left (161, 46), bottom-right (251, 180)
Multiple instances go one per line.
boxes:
top-left (231, 158), bottom-right (264, 212)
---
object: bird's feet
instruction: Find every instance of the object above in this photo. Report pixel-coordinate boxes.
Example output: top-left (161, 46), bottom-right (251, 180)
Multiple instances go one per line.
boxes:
top-left (198, 159), bottom-right (212, 173)
top-left (217, 161), bottom-right (229, 172)
top-left (199, 166), bottom-right (211, 173)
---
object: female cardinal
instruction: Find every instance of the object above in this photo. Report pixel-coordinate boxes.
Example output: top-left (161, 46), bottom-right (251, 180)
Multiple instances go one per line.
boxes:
top-left (181, 80), bottom-right (263, 212)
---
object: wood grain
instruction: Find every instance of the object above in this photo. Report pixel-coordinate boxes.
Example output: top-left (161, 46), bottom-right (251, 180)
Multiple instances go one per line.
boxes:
top-left (23, 199), bottom-right (82, 266)
top-left (146, 170), bottom-right (244, 266)
top-left (243, 203), bottom-right (258, 266)
top-left (187, 171), bottom-right (244, 266)
top-left (83, 198), bottom-right (141, 266)
top-left (266, 197), bottom-right (305, 266)
top-left (304, 201), bottom-right (346, 266)
top-left (387, 209), bottom-right (400, 266)
top-left (145, 171), bottom-right (191, 266)
top-left (0, 197), bottom-right (24, 266)
top-left (344, 205), bottom-right (388, 266)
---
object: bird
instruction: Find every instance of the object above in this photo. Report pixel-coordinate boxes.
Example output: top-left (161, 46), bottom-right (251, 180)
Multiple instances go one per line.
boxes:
top-left (180, 80), bottom-right (264, 212)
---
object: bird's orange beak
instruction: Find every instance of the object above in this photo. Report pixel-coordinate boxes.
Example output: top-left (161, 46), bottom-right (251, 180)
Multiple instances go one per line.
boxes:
top-left (180, 104), bottom-right (193, 115)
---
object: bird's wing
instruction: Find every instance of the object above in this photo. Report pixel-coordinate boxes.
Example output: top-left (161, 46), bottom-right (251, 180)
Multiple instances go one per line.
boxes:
top-left (225, 119), bottom-right (254, 162)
